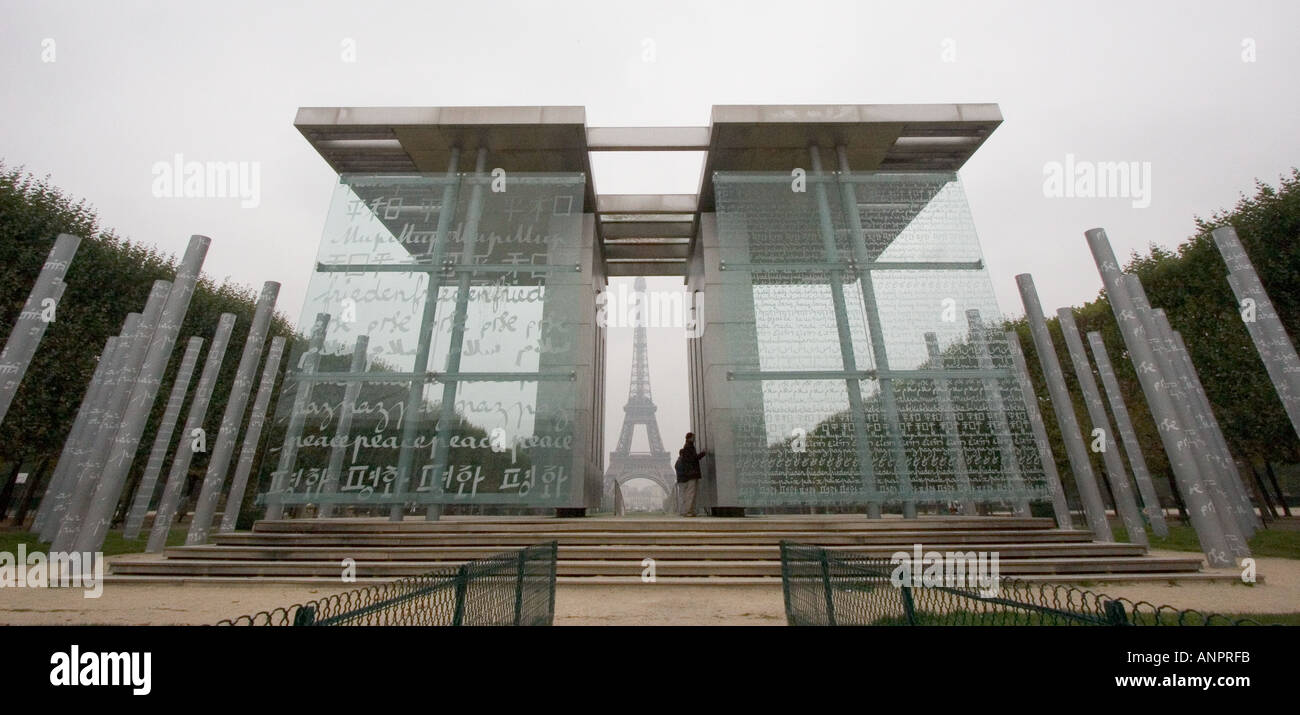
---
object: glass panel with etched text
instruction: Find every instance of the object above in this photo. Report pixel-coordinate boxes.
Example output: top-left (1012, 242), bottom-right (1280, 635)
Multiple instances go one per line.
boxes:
top-left (259, 172), bottom-right (588, 512)
top-left (713, 171), bottom-right (1050, 508)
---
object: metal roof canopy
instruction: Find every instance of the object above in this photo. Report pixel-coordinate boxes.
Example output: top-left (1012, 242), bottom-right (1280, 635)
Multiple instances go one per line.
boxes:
top-left (295, 104), bottom-right (1002, 277)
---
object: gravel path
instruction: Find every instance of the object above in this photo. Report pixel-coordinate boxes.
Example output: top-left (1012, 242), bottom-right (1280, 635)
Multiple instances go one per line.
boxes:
top-left (0, 553), bottom-right (1292, 625)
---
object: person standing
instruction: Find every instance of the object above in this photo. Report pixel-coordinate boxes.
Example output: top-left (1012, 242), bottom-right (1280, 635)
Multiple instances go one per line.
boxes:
top-left (675, 433), bottom-right (707, 517)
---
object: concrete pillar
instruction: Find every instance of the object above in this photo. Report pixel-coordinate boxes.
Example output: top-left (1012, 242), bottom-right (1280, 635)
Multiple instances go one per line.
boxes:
top-left (1004, 330), bottom-right (1073, 527)
top-left (1212, 226), bottom-right (1300, 439)
top-left (1085, 331), bottom-right (1169, 537)
top-left (146, 313), bottom-right (236, 553)
top-left (0, 233), bottom-right (80, 425)
top-left (265, 313), bottom-right (330, 520)
top-left (32, 337), bottom-right (117, 536)
top-left (831, 145), bottom-right (914, 517)
top-left (77, 234), bottom-right (209, 554)
top-left (391, 151), bottom-right (461, 521)
top-left (1056, 309), bottom-right (1148, 545)
top-left (1170, 328), bottom-right (1261, 529)
top-left (54, 280), bottom-right (171, 553)
top-left (0, 280), bottom-right (65, 427)
top-left (40, 316), bottom-right (137, 542)
top-left (318, 335), bottom-right (369, 518)
top-left (1124, 274), bottom-right (1250, 559)
top-left (122, 336), bottom-right (204, 540)
top-left (1084, 229), bottom-right (1234, 566)
top-left (1159, 316), bottom-right (1260, 536)
top-left (187, 281), bottom-right (279, 545)
top-left (1015, 274), bottom-right (1112, 540)
top-left (967, 310), bottom-right (1030, 516)
top-left (924, 332), bottom-right (976, 515)
top-left (1227, 273), bottom-right (1300, 439)
top-left (1211, 227), bottom-right (1293, 527)
top-left (219, 336), bottom-right (285, 533)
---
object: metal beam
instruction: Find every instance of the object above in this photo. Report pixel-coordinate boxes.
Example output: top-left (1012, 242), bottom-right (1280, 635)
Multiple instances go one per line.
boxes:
top-left (599, 221), bottom-right (695, 239)
top-left (595, 194), bottom-right (698, 215)
top-left (585, 126), bottom-right (710, 151)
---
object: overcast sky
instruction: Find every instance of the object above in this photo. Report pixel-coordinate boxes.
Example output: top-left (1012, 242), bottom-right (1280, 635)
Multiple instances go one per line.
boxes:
top-left (3, 0), bottom-right (1297, 473)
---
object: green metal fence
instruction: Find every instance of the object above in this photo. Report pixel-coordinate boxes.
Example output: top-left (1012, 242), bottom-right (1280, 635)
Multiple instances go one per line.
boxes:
top-left (780, 541), bottom-right (1266, 626)
top-left (218, 542), bottom-right (558, 626)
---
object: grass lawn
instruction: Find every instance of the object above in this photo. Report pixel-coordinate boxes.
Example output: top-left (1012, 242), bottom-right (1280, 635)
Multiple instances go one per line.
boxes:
top-left (1112, 522), bottom-right (1300, 559)
top-left (1219, 612), bottom-right (1300, 625)
top-left (0, 527), bottom-right (187, 557)
top-left (865, 611), bottom-right (1300, 626)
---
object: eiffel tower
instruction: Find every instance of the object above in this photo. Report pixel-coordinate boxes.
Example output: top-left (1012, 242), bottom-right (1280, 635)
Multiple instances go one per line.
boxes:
top-left (604, 277), bottom-right (676, 512)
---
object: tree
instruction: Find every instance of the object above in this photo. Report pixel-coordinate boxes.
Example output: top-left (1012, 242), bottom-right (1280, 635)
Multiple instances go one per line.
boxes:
top-left (0, 163), bottom-right (296, 523)
top-left (1005, 169), bottom-right (1300, 513)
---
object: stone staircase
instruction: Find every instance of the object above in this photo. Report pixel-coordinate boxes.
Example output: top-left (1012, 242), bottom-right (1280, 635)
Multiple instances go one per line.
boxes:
top-left (106, 515), bottom-right (1232, 584)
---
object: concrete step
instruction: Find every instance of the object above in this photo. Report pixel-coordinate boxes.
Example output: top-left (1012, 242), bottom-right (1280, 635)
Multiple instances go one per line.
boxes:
top-left (163, 542), bottom-right (1150, 561)
top-left (110, 555), bottom-right (1206, 578)
top-left (557, 571), bottom-right (1249, 585)
top-left (249, 516), bottom-right (1059, 534)
top-left (99, 571), bottom-right (1250, 586)
top-left (116, 516), bottom-right (1211, 584)
top-left (210, 529), bottom-right (1097, 547)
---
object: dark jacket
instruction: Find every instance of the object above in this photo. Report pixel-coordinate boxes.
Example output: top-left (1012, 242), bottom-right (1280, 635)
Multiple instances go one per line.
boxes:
top-left (677, 442), bottom-right (705, 482)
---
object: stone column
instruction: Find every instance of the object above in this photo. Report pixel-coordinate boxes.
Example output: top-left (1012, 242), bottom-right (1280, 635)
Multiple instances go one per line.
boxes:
top-left (122, 336), bottom-right (204, 540)
top-left (40, 315), bottom-right (137, 542)
top-left (1004, 330), bottom-right (1073, 527)
top-left (1158, 316), bottom-right (1259, 535)
top-left (1085, 229), bottom-right (1233, 566)
top-left (77, 234), bottom-right (209, 554)
top-left (1056, 309), bottom-right (1148, 545)
top-left (1015, 274), bottom-right (1112, 540)
top-left (0, 233), bottom-right (80, 425)
top-left (1172, 328), bottom-right (1261, 529)
top-left (32, 336), bottom-right (116, 537)
top-left (0, 280), bottom-right (65, 426)
top-left (187, 281), bottom-right (279, 545)
top-left (220, 335), bottom-right (286, 532)
top-left (1124, 274), bottom-right (1250, 558)
top-left (54, 280), bottom-right (171, 553)
top-left (1085, 331), bottom-right (1169, 537)
top-left (1212, 226), bottom-right (1300, 438)
top-left (318, 335), bottom-right (369, 518)
top-left (146, 313), bottom-right (236, 553)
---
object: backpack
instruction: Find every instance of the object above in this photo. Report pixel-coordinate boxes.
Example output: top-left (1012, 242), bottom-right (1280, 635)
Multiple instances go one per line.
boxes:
top-left (674, 457), bottom-right (686, 482)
